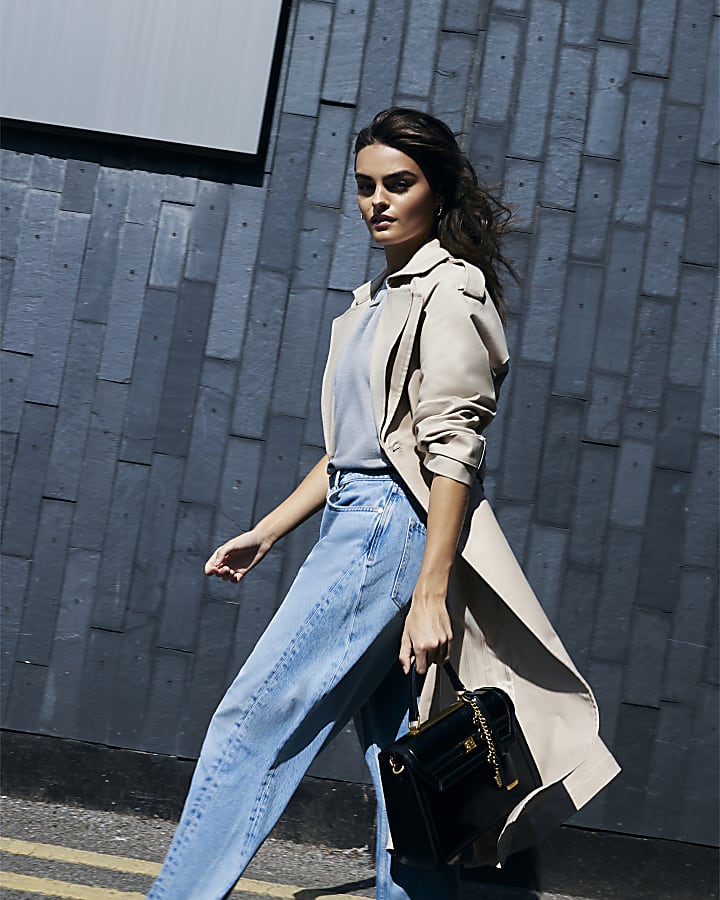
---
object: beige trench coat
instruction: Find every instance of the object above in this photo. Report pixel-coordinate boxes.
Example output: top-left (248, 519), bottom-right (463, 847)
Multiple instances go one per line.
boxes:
top-left (320, 239), bottom-right (620, 867)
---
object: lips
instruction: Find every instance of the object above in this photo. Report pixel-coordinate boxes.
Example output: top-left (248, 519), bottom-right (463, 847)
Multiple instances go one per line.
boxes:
top-left (371, 215), bottom-right (395, 226)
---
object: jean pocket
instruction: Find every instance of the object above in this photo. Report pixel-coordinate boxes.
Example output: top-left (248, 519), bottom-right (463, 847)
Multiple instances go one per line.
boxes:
top-left (326, 481), bottom-right (385, 513)
top-left (390, 519), bottom-right (426, 609)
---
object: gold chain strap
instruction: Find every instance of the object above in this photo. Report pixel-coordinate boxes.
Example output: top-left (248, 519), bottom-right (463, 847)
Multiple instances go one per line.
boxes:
top-left (464, 694), bottom-right (504, 788)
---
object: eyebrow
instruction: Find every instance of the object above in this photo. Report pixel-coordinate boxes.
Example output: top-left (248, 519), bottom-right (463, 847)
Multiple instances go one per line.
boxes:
top-left (354, 169), bottom-right (418, 180)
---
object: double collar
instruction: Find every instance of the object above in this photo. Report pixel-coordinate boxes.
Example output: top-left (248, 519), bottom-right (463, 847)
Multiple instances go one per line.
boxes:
top-left (351, 239), bottom-right (451, 306)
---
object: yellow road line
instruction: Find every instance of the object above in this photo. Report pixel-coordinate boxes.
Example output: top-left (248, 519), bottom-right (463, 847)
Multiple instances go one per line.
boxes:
top-left (0, 870), bottom-right (145, 898)
top-left (0, 836), bottom-right (372, 899)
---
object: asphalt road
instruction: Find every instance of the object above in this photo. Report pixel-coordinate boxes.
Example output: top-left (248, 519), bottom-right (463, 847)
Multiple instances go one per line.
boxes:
top-left (0, 795), bottom-right (591, 899)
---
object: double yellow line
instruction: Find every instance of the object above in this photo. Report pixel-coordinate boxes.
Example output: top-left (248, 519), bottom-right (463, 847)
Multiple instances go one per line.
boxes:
top-left (0, 837), bottom-right (370, 899)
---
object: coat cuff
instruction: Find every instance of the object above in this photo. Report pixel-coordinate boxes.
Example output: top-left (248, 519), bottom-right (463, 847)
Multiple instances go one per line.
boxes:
top-left (423, 451), bottom-right (477, 486)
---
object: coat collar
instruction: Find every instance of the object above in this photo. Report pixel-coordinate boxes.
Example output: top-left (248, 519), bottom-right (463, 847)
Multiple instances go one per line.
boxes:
top-left (351, 239), bottom-right (451, 305)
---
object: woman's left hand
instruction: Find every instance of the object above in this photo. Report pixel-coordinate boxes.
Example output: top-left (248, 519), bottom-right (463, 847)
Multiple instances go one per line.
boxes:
top-left (399, 579), bottom-right (453, 675)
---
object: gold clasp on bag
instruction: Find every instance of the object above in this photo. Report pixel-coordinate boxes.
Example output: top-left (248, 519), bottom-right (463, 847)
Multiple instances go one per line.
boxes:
top-left (462, 736), bottom-right (477, 752)
top-left (389, 755), bottom-right (405, 775)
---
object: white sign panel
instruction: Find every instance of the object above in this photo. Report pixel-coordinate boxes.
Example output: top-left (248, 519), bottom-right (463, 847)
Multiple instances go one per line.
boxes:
top-left (0, 0), bottom-right (285, 155)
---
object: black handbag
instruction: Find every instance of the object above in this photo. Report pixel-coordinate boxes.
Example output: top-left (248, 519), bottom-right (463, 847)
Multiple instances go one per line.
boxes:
top-left (378, 662), bottom-right (542, 868)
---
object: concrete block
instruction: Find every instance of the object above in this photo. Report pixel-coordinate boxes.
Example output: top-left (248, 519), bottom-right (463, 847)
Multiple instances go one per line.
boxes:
top-left (681, 684), bottom-right (720, 844)
top-left (554, 264), bottom-right (602, 398)
top-left (1, 149), bottom-right (32, 182)
top-left (674, 568), bottom-right (717, 648)
top-left (683, 435), bottom-right (720, 567)
top-left (174, 502), bottom-right (214, 556)
top-left (493, 0), bottom-right (527, 13)
top-left (609, 439), bottom-right (655, 529)
top-left (656, 386), bottom-right (701, 471)
top-left (26, 212), bottom-right (91, 406)
top-left (656, 104), bottom-right (701, 211)
top-left (0, 257), bottom-right (14, 322)
top-left (502, 159), bottom-right (541, 232)
top-left (627, 300), bottom-right (673, 409)
top-left (475, 15), bottom-right (523, 125)
top-left (355, 4), bottom-right (408, 125)
top-left (231, 270), bottom-right (290, 439)
top-left (571, 158), bottom-right (617, 261)
top-left (213, 437), bottom-right (263, 543)
top-left (74, 627), bottom-right (121, 743)
top-left (140, 648), bottom-right (190, 755)
top-left (706, 620), bottom-right (719, 687)
top-left (2, 661), bottom-right (46, 733)
top-left (321, 0), bottom-right (370, 106)
top-left (623, 609), bottom-right (671, 706)
top-left (637, 469), bottom-right (689, 613)
top-left (185, 181), bottom-right (230, 284)
top-left (494, 501), bottom-right (532, 559)
top-left (71, 380), bottom-right (128, 551)
top-left (127, 454), bottom-right (184, 619)
top-left (601, 0), bottom-right (639, 41)
top-left (178, 600), bottom-right (238, 757)
top-left (98, 223), bottom-right (155, 383)
top-left (539, 141), bottom-right (581, 210)
top-left (547, 46), bottom-right (593, 145)
top-left (585, 43), bottom-right (631, 159)
top-left (163, 172), bottom-right (197, 205)
top-left (74, 168), bottom-right (131, 324)
top-left (701, 298), bottom-right (719, 436)
top-left (398, 0), bottom-right (444, 98)
top-left (563, 0), bottom-right (601, 45)
top-left (156, 551), bottom-right (205, 652)
top-left (15, 498), bottom-right (73, 665)
top-left (637, 0), bottom-right (677, 75)
top-left (303, 289), bottom-right (350, 447)
top-left (44, 322), bottom-right (103, 501)
top-left (120, 289), bottom-right (178, 465)
top-left (500, 363), bottom-right (551, 501)
top-left (557, 566), bottom-right (599, 668)
top-left (283, 0), bottom-right (333, 117)
top-left (156, 280), bottom-right (214, 457)
top-left (278, 446), bottom-right (324, 598)
top-left (430, 30), bottom-right (476, 133)
top-left (327, 174), bottom-right (373, 292)
top-left (592, 228), bottom-right (645, 374)
top-left (106, 611), bottom-right (154, 747)
top-left (519, 208), bottom-right (572, 363)
top-left (522, 524), bottom-right (568, 622)
top-left (683, 164), bottom-right (719, 267)
top-left (1, 351), bottom-right (30, 433)
top-left (0, 431), bottom-right (16, 514)
top-left (125, 169), bottom-right (163, 226)
top-left (294, 204), bottom-right (339, 290)
top-left (593, 528), bottom-right (643, 661)
top-left (30, 155), bottom-right (66, 193)
top-left (1, 403), bottom-right (56, 558)
top-left (622, 408), bottom-right (659, 444)
top-left (536, 397), bottom-right (585, 527)
top-left (663, 642), bottom-right (707, 704)
top-left (509, 0), bottom-right (562, 159)
top-left (272, 289), bottom-right (326, 418)
top-left (257, 114), bottom-right (316, 274)
top-left (698, 17), bottom-right (719, 163)
top-left (500, 232), bottom-right (531, 314)
top-left (306, 105), bottom-right (355, 210)
top-left (181, 361), bottom-right (235, 505)
top-left (642, 211), bottom-right (686, 298)
top-left (253, 415), bottom-right (304, 524)
top-left (91, 461), bottom-right (150, 631)
top-left (643, 702), bottom-right (696, 837)
top-left (37, 548), bottom-right (100, 734)
top-left (0, 179), bottom-right (28, 261)
top-left (228, 552), bottom-right (284, 672)
top-left (669, 0), bottom-right (716, 104)
top-left (2, 189), bottom-right (59, 354)
top-left (569, 442), bottom-right (616, 566)
top-left (206, 183), bottom-right (266, 360)
top-left (0, 555), bottom-right (30, 712)
top-left (614, 78), bottom-right (665, 226)
top-left (444, 0), bottom-right (485, 32)
top-left (148, 202), bottom-right (192, 289)
top-left (60, 160), bottom-right (98, 213)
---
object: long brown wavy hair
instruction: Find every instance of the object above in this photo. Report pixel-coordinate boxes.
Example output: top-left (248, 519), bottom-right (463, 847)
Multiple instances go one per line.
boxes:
top-left (354, 108), bottom-right (516, 323)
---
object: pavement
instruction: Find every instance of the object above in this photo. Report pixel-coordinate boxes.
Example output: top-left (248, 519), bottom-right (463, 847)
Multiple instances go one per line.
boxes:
top-left (0, 795), bottom-right (592, 900)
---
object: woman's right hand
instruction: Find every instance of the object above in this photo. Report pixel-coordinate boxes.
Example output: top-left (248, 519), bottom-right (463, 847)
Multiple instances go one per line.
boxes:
top-left (204, 528), bottom-right (273, 583)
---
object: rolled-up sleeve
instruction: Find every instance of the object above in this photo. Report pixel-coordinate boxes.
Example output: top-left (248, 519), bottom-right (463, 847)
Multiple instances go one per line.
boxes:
top-left (413, 280), bottom-right (503, 486)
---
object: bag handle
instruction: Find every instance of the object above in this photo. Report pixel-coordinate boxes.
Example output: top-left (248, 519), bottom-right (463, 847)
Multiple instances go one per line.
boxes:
top-left (408, 660), bottom-right (466, 732)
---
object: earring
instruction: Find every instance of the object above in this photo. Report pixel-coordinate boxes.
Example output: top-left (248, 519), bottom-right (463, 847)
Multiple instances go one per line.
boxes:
top-left (436, 205), bottom-right (443, 218)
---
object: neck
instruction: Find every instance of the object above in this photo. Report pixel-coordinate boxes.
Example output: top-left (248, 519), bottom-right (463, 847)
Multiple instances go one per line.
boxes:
top-left (383, 233), bottom-right (433, 275)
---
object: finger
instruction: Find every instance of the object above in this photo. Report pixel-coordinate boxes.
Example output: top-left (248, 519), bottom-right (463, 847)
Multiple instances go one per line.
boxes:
top-left (414, 649), bottom-right (428, 676)
top-left (398, 631), bottom-right (413, 675)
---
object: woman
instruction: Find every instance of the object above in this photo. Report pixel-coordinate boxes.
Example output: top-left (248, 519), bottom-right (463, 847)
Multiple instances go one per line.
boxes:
top-left (148, 108), bottom-right (619, 900)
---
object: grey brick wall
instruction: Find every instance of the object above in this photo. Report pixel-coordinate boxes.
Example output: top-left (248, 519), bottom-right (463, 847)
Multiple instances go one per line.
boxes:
top-left (1, 0), bottom-right (718, 847)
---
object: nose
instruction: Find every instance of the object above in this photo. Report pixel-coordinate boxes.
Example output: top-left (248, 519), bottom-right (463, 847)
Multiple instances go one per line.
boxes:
top-left (371, 185), bottom-right (389, 209)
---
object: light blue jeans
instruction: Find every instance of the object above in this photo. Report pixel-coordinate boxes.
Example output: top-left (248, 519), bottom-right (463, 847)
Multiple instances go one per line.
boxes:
top-left (148, 471), bottom-right (460, 900)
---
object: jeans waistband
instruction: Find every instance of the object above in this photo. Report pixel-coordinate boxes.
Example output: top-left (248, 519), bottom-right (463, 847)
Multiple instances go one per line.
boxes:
top-left (327, 465), bottom-right (396, 490)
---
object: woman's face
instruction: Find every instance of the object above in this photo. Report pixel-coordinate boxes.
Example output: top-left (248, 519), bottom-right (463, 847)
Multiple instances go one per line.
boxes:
top-left (355, 143), bottom-right (438, 263)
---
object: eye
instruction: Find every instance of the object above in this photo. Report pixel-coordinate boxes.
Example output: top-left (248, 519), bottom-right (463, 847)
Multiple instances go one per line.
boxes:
top-left (356, 182), bottom-right (374, 196)
top-left (391, 180), bottom-right (410, 193)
